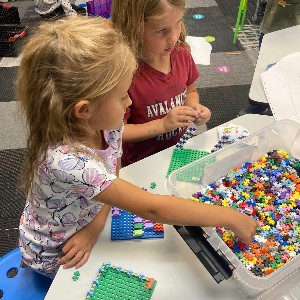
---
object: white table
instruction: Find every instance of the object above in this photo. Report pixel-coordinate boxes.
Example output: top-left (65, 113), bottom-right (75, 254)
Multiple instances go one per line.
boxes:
top-left (45, 115), bottom-right (278, 300)
top-left (249, 25), bottom-right (300, 104)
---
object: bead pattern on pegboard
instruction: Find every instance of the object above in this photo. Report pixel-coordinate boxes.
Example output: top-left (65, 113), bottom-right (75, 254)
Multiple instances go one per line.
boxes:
top-left (111, 207), bottom-right (164, 240)
top-left (85, 262), bottom-right (157, 300)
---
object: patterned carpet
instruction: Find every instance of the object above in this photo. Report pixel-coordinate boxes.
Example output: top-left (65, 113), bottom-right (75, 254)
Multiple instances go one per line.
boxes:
top-left (0, 0), bottom-right (261, 257)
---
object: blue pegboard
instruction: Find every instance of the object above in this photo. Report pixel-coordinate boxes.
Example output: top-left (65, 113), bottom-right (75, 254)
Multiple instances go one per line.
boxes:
top-left (111, 207), bottom-right (164, 240)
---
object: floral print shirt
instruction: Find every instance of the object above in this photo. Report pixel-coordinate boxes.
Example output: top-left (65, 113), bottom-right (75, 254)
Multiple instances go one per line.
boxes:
top-left (19, 129), bottom-right (122, 278)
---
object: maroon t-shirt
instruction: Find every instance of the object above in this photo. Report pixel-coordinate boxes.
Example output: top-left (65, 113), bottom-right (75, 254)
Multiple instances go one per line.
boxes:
top-left (122, 44), bottom-right (199, 167)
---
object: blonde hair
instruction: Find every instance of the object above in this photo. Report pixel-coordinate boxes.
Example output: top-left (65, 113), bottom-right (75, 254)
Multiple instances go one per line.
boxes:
top-left (16, 16), bottom-right (136, 195)
top-left (111, 0), bottom-right (187, 62)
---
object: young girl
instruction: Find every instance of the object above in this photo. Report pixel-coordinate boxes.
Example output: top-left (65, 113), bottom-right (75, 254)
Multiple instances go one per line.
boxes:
top-left (111, 0), bottom-right (212, 167)
top-left (17, 16), bottom-right (257, 279)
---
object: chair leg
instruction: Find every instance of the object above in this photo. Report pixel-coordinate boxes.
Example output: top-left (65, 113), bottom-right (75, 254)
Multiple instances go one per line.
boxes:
top-left (240, 0), bottom-right (248, 30)
top-left (233, 0), bottom-right (248, 44)
top-left (233, 0), bottom-right (244, 44)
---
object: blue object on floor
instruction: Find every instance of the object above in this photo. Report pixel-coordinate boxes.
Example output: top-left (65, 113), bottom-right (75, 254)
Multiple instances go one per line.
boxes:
top-left (0, 248), bottom-right (53, 300)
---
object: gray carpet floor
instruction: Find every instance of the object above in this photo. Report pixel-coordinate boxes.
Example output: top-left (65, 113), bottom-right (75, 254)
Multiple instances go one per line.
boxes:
top-left (0, 0), bottom-right (262, 257)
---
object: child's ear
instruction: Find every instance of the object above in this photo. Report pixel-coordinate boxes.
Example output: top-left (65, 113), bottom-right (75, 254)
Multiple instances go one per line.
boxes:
top-left (73, 100), bottom-right (91, 120)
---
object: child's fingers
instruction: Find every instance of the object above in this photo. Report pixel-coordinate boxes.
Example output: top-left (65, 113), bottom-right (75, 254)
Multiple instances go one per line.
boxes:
top-left (236, 218), bottom-right (258, 244)
top-left (253, 220), bottom-right (259, 235)
top-left (57, 255), bottom-right (68, 266)
top-left (236, 234), bottom-right (250, 245)
top-left (75, 252), bottom-right (89, 269)
top-left (196, 107), bottom-right (211, 121)
top-left (184, 106), bottom-right (200, 116)
top-left (57, 247), bottom-right (78, 265)
top-left (177, 115), bottom-right (195, 123)
top-left (174, 106), bottom-right (199, 117)
top-left (164, 106), bottom-right (201, 130)
top-left (62, 251), bottom-right (85, 269)
top-left (61, 242), bottom-right (72, 255)
top-left (177, 107), bottom-right (200, 123)
top-left (196, 106), bottom-right (206, 116)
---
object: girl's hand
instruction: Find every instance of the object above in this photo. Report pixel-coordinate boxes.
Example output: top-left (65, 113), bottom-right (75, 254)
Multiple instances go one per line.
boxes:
top-left (57, 222), bottom-right (104, 269)
top-left (227, 209), bottom-right (258, 244)
top-left (162, 106), bottom-right (199, 132)
top-left (192, 104), bottom-right (211, 126)
top-left (57, 205), bottom-right (110, 269)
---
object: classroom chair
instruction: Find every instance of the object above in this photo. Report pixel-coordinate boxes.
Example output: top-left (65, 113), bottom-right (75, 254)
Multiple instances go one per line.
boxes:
top-left (233, 0), bottom-right (248, 44)
top-left (0, 248), bottom-right (53, 300)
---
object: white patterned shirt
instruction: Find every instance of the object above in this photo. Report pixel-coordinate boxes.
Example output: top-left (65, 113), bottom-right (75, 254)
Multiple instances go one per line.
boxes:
top-left (19, 128), bottom-right (122, 278)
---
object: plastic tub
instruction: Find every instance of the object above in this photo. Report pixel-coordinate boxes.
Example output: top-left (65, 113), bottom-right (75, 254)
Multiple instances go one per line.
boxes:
top-left (166, 119), bottom-right (300, 297)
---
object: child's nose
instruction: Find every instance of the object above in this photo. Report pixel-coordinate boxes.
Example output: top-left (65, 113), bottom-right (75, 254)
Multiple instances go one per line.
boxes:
top-left (125, 95), bottom-right (132, 107)
top-left (168, 29), bottom-right (179, 45)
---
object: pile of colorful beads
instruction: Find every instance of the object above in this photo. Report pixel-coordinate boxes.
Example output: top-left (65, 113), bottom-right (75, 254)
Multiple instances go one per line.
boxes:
top-left (191, 149), bottom-right (300, 277)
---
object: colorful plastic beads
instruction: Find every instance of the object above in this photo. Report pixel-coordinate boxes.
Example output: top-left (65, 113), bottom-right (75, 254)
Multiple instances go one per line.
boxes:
top-left (150, 182), bottom-right (156, 189)
top-left (192, 150), bottom-right (300, 277)
top-left (174, 126), bottom-right (196, 149)
top-left (72, 270), bottom-right (80, 281)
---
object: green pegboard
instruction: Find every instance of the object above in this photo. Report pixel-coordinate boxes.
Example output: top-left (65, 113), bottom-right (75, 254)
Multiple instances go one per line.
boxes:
top-left (85, 263), bottom-right (157, 300)
top-left (166, 148), bottom-right (210, 182)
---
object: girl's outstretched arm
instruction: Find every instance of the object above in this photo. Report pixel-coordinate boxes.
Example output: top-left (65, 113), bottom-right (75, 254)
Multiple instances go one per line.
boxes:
top-left (95, 178), bottom-right (258, 244)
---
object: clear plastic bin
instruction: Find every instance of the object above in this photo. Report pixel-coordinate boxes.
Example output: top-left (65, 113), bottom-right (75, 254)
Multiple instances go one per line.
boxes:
top-left (166, 119), bottom-right (300, 298)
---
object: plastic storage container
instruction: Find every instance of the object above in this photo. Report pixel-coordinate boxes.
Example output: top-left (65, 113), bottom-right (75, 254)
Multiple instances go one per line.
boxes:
top-left (166, 119), bottom-right (300, 298)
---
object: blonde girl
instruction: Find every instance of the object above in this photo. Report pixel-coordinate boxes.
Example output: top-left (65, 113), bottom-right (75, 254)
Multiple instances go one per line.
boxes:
top-left (112, 0), bottom-right (212, 167)
top-left (17, 16), bottom-right (257, 279)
